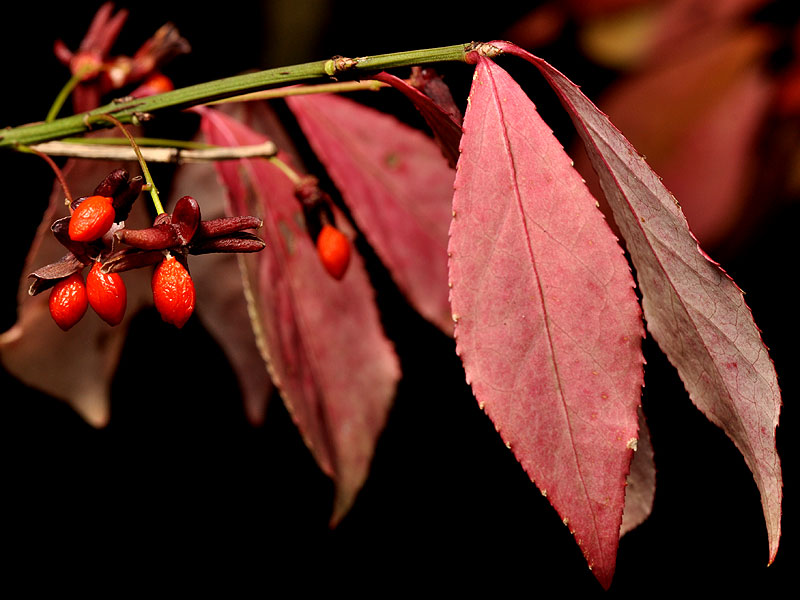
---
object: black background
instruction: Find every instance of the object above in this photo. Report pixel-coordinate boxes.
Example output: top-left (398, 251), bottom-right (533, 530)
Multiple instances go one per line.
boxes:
top-left (1, 1), bottom-right (796, 594)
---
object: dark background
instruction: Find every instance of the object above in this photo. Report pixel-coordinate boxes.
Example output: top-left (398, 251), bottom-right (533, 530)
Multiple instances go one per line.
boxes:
top-left (1, 1), bottom-right (796, 593)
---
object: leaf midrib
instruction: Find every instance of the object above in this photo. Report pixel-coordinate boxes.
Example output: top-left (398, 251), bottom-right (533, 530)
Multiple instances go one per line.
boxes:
top-left (483, 59), bottom-right (603, 554)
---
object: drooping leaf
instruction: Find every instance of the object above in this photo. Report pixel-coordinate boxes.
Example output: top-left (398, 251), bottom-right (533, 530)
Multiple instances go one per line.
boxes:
top-left (170, 159), bottom-right (273, 426)
top-left (371, 70), bottom-right (463, 168)
top-left (199, 105), bottom-right (401, 524)
top-left (450, 55), bottom-right (645, 589)
top-left (497, 41), bottom-right (782, 562)
top-left (286, 92), bottom-right (455, 335)
top-left (0, 158), bottom-right (152, 426)
top-left (408, 66), bottom-right (464, 125)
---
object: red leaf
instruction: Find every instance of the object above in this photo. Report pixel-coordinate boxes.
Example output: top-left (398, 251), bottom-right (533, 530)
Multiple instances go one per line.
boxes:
top-left (450, 55), bottom-right (644, 589)
top-left (286, 92), bottom-right (455, 335)
top-left (199, 105), bottom-right (401, 524)
top-left (497, 41), bottom-right (782, 562)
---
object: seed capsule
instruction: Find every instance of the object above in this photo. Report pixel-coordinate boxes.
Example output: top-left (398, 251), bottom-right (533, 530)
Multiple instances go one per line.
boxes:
top-left (152, 254), bottom-right (195, 328)
top-left (316, 224), bottom-right (350, 280)
top-left (68, 195), bottom-right (115, 242)
top-left (48, 272), bottom-right (88, 330)
top-left (86, 262), bottom-right (127, 326)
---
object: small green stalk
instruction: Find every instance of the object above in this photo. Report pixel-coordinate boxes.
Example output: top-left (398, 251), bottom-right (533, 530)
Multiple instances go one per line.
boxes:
top-left (206, 79), bottom-right (388, 105)
top-left (88, 114), bottom-right (164, 215)
top-left (45, 64), bottom-right (95, 123)
top-left (268, 156), bottom-right (302, 185)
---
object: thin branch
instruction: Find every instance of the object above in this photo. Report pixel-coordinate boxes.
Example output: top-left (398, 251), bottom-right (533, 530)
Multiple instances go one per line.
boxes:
top-left (29, 140), bottom-right (278, 163)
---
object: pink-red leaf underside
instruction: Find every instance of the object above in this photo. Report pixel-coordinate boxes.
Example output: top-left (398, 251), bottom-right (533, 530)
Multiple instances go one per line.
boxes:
top-left (449, 55), bottom-right (645, 589)
top-left (286, 92), bottom-right (454, 335)
top-left (496, 41), bottom-right (782, 562)
top-left (200, 105), bottom-right (401, 525)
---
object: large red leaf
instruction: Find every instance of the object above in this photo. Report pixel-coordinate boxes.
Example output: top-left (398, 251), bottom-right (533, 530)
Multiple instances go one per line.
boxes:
top-left (286, 92), bottom-right (455, 335)
top-left (497, 41), bottom-right (782, 562)
top-left (199, 105), bottom-right (401, 524)
top-left (449, 55), bottom-right (645, 589)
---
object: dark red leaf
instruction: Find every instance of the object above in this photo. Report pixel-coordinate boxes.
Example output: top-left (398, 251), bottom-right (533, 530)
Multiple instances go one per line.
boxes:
top-left (372, 70), bottom-right (463, 168)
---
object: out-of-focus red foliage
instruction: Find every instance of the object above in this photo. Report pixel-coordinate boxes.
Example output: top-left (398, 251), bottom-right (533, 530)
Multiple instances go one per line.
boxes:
top-left (510, 0), bottom-right (800, 252)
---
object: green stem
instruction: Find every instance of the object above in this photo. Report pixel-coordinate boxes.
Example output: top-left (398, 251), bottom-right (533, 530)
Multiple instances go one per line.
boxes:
top-left (88, 114), bottom-right (164, 215)
top-left (268, 156), bottom-right (302, 185)
top-left (0, 43), bottom-right (475, 149)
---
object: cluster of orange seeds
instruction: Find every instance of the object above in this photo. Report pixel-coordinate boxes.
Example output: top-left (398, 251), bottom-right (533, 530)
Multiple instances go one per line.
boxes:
top-left (30, 169), bottom-right (265, 331)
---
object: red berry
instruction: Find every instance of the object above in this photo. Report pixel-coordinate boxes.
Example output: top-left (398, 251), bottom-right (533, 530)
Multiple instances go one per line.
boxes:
top-left (69, 195), bottom-right (115, 242)
top-left (86, 262), bottom-right (127, 326)
top-left (152, 255), bottom-right (195, 328)
top-left (48, 272), bottom-right (88, 331)
top-left (316, 225), bottom-right (350, 280)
